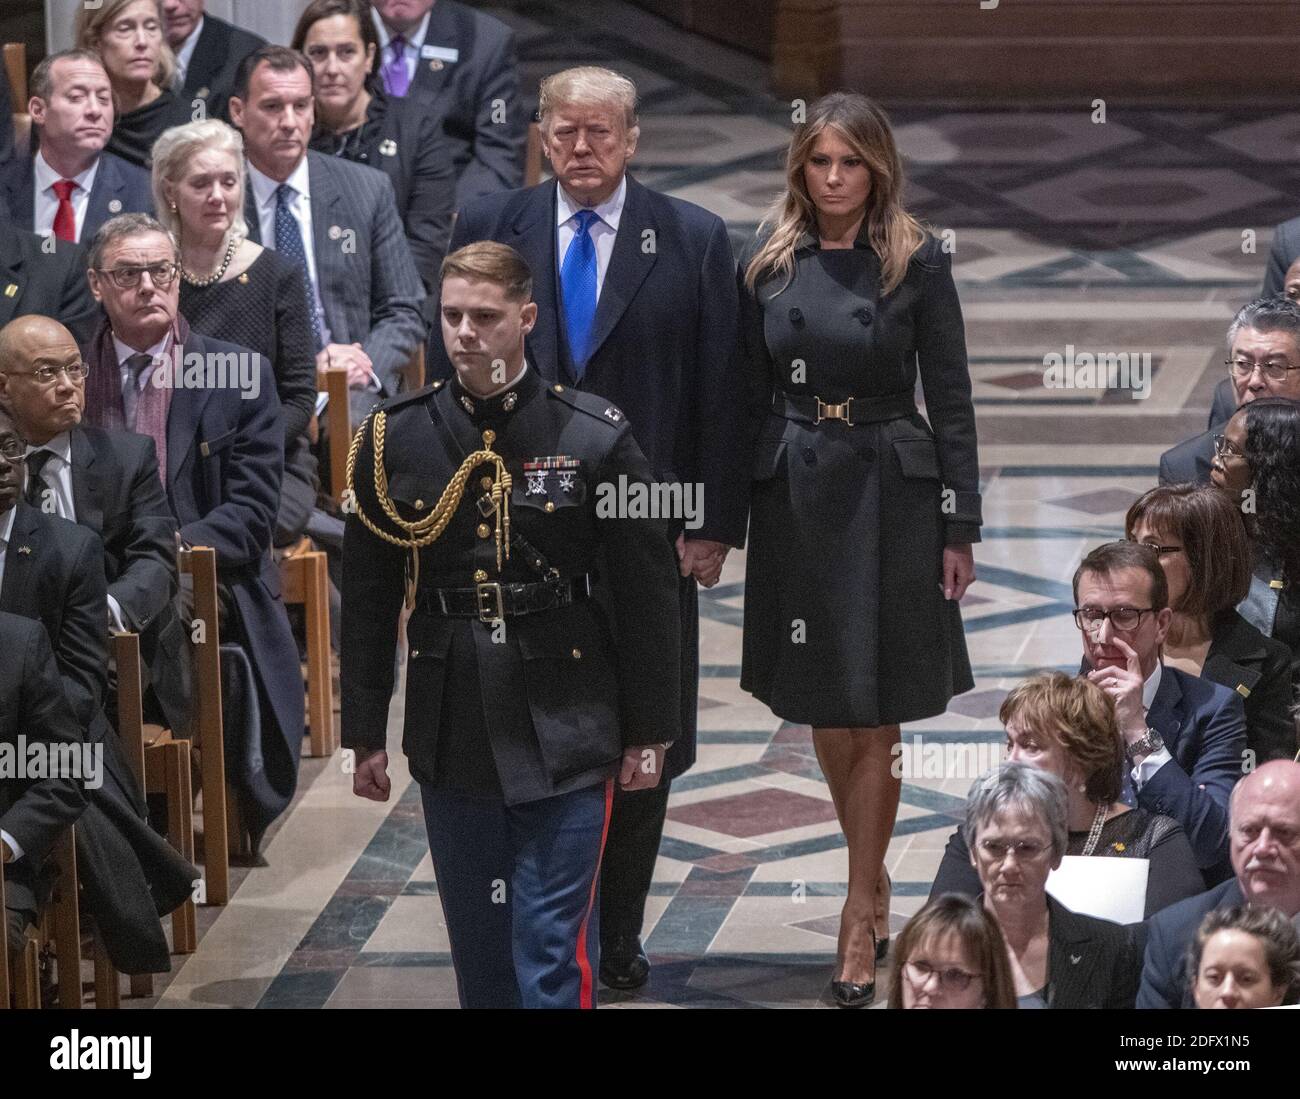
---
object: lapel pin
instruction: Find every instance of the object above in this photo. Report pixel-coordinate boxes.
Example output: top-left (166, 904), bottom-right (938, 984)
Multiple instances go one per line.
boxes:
top-left (428, 58), bottom-right (444, 72)
top-left (196, 86), bottom-right (210, 100)
top-left (1070, 954), bottom-right (1082, 965)
top-left (3, 283), bottom-right (16, 297)
top-left (17, 545), bottom-right (31, 555)
top-left (328, 225), bottom-right (342, 240)
top-left (108, 199), bottom-right (123, 213)
top-left (238, 272), bottom-right (250, 284)
top-left (379, 138), bottom-right (398, 157)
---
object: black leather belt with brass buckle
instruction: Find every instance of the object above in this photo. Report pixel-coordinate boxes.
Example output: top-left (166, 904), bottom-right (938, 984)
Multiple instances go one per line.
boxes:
top-left (428, 575), bottom-right (593, 621)
top-left (772, 390), bottom-right (916, 427)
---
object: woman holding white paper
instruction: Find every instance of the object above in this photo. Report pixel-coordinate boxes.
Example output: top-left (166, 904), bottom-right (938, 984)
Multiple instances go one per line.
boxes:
top-left (930, 673), bottom-right (1204, 918)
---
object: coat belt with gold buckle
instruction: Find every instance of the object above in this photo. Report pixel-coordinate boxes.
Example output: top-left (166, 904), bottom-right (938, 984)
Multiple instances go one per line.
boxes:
top-left (772, 390), bottom-right (916, 426)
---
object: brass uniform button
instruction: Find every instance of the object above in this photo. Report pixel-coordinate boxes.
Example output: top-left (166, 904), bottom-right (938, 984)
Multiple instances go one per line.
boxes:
top-left (410, 649), bottom-right (420, 658)
top-left (414, 498), bottom-right (425, 509)
top-left (473, 569), bottom-right (488, 582)
top-left (480, 476), bottom-right (494, 491)
top-left (553, 384), bottom-right (564, 392)
top-left (544, 501), bottom-right (556, 513)
top-left (477, 523), bottom-right (491, 538)
top-left (572, 648), bottom-right (581, 660)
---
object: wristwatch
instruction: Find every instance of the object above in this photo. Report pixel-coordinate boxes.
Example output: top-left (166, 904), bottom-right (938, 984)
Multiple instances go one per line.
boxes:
top-left (1125, 727), bottom-right (1165, 764)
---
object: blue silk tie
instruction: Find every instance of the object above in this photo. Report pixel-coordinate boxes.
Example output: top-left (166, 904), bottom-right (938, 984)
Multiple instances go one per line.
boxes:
top-left (560, 209), bottom-right (600, 379)
top-left (275, 183), bottom-right (325, 350)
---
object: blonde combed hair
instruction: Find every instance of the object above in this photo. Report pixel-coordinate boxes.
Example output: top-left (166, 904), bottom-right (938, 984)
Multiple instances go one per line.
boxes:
top-left (75, 0), bottom-right (177, 92)
top-left (151, 120), bottom-right (249, 243)
top-left (538, 66), bottom-right (638, 134)
top-left (744, 93), bottom-right (926, 297)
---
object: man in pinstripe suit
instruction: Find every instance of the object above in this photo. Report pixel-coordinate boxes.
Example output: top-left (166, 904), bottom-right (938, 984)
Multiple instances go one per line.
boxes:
top-left (230, 46), bottom-right (426, 427)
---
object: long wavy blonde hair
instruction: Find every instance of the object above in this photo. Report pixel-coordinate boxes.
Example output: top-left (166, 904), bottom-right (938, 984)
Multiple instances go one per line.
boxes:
top-left (745, 93), bottom-right (925, 297)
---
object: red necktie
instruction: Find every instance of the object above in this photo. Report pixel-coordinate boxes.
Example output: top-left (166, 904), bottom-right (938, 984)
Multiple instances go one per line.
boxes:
top-left (52, 179), bottom-right (77, 242)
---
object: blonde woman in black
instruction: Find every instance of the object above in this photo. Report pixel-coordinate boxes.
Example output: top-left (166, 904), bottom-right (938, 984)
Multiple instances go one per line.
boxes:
top-left (738, 93), bottom-right (981, 1007)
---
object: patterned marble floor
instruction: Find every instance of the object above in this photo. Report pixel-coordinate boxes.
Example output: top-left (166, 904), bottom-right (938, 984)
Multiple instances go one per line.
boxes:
top-left (135, 0), bottom-right (1288, 1008)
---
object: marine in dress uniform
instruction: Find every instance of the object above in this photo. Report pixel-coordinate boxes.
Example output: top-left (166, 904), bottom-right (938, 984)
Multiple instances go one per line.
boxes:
top-left (340, 243), bottom-right (681, 1008)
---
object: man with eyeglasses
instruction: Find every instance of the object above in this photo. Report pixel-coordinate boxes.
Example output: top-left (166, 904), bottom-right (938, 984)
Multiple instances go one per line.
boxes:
top-left (0, 313), bottom-right (182, 728)
top-left (1138, 759), bottom-right (1300, 1008)
top-left (1074, 541), bottom-right (1246, 879)
top-left (1160, 297), bottom-right (1300, 485)
top-left (78, 212), bottom-right (305, 845)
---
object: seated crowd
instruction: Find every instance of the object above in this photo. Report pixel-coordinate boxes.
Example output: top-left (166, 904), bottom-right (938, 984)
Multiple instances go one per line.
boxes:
top-left (1, 0), bottom-right (1297, 1010)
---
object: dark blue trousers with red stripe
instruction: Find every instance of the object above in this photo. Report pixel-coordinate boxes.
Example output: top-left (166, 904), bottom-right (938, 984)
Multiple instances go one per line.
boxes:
top-left (420, 778), bottom-right (613, 1009)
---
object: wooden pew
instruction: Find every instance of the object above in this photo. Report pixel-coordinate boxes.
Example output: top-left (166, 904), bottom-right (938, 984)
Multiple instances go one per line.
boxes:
top-left (279, 542), bottom-right (336, 758)
top-left (525, 121), bottom-right (545, 187)
top-left (3, 43), bottom-right (30, 157)
top-left (115, 631), bottom-right (197, 960)
top-left (318, 365), bottom-right (351, 503)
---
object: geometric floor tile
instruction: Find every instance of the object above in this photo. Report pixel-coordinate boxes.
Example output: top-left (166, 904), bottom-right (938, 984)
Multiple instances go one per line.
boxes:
top-left (1045, 486), bottom-right (1143, 515)
top-left (667, 787), bottom-right (838, 839)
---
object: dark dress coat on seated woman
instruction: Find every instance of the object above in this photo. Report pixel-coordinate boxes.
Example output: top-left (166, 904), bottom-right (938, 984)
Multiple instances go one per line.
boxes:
top-left (1030, 896), bottom-right (1141, 1009)
top-left (179, 248), bottom-right (319, 545)
top-left (737, 227), bottom-right (981, 727)
top-left (928, 807), bottom-right (1205, 920)
top-left (309, 83), bottom-right (456, 296)
top-left (1201, 609), bottom-right (1296, 761)
top-left (107, 88), bottom-right (193, 169)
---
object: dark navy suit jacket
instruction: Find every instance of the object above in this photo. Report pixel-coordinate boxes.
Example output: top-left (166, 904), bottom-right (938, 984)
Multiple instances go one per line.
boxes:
top-left (1158, 429), bottom-right (1213, 486)
top-left (0, 150), bottom-right (153, 245)
top-left (1137, 877), bottom-right (1245, 1009)
top-left (1135, 665), bottom-right (1246, 880)
top-left (432, 173), bottom-right (751, 549)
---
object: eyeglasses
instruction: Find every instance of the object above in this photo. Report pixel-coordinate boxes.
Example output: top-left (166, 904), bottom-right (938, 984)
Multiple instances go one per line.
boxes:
top-left (904, 959), bottom-right (981, 993)
top-left (1072, 606), bottom-right (1156, 632)
top-left (95, 262), bottom-right (179, 289)
top-left (0, 439), bottom-right (26, 461)
top-left (1212, 434), bottom-right (1245, 461)
top-left (3, 362), bottom-right (90, 386)
top-left (1224, 358), bottom-right (1300, 382)
top-left (1131, 538), bottom-right (1182, 557)
top-left (978, 838), bottom-right (1050, 862)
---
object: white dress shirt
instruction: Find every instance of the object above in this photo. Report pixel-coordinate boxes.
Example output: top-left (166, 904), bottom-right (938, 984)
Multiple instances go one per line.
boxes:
top-left (173, 16), bottom-right (204, 88)
top-left (0, 507), bottom-right (20, 861)
top-left (371, 8), bottom-right (433, 85)
top-left (33, 149), bottom-right (99, 242)
top-left (114, 331), bottom-right (170, 403)
top-left (1132, 661), bottom-right (1173, 788)
top-left (24, 433), bottom-right (128, 631)
top-left (555, 174), bottom-right (626, 302)
top-left (246, 157), bottom-right (331, 345)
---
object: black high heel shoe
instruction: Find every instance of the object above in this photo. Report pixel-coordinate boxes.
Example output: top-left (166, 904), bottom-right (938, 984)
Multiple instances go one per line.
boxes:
top-left (830, 926), bottom-right (877, 1008)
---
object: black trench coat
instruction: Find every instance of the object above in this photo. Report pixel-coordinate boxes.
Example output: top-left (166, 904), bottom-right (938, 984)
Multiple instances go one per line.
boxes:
top-left (738, 227), bottom-right (982, 727)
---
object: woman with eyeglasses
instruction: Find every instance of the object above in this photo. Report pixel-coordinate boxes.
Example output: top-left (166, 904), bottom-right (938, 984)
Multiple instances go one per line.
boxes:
top-left (929, 673), bottom-right (1203, 918)
top-left (1125, 484), bottom-right (1295, 762)
top-left (888, 893), bottom-right (1016, 1009)
top-left (962, 762), bottom-right (1140, 1009)
top-left (75, 0), bottom-right (190, 169)
top-left (1190, 904), bottom-right (1300, 1009)
top-left (1211, 396), bottom-right (1300, 691)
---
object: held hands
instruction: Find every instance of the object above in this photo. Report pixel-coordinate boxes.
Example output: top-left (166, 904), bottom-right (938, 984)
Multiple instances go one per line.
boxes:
top-left (676, 535), bottom-right (730, 588)
top-left (317, 342), bottom-right (375, 389)
top-left (1085, 637), bottom-right (1149, 743)
top-left (619, 744), bottom-right (666, 791)
top-left (942, 543), bottom-right (976, 601)
top-left (352, 747), bottom-right (392, 802)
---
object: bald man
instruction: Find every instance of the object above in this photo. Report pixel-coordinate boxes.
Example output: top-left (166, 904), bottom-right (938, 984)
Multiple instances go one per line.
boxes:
top-left (1138, 759), bottom-right (1300, 1008)
top-left (0, 315), bottom-right (182, 727)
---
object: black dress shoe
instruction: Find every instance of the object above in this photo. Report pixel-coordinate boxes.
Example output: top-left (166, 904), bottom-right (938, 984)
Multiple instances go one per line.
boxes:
top-left (599, 934), bottom-right (650, 990)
